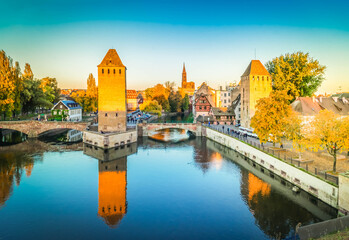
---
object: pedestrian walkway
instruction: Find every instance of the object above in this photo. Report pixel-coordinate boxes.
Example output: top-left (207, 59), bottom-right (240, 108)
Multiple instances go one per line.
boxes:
top-left (206, 124), bottom-right (349, 185)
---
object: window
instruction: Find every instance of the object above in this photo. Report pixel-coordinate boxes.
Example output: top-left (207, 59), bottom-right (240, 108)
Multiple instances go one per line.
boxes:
top-left (228, 93), bottom-right (230, 96)
top-left (262, 76), bottom-right (264, 81)
top-left (257, 76), bottom-right (259, 80)
top-left (102, 69), bottom-right (104, 74)
top-left (119, 69), bottom-right (121, 74)
top-left (199, 107), bottom-right (202, 110)
top-left (228, 99), bottom-right (230, 103)
top-left (224, 93), bottom-right (226, 97)
top-left (105, 113), bottom-right (108, 117)
top-left (60, 105), bottom-right (62, 109)
top-left (253, 76), bottom-right (255, 80)
top-left (108, 69), bottom-right (110, 74)
top-left (224, 100), bottom-right (226, 103)
top-left (113, 69), bottom-right (115, 74)
top-left (267, 76), bottom-right (269, 81)
top-left (115, 113), bottom-right (118, 117)
top-left (53, 111), bottom-right (56, 115)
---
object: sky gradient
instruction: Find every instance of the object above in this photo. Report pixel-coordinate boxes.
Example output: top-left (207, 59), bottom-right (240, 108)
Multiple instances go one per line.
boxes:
top-left (1, 0), bottom-right (348, 93)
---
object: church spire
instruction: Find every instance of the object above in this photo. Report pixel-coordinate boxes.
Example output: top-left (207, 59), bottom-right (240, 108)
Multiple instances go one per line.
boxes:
top-left (183, 62), bottom-right (186, 73)
top-left (182, 62), bottom-right (187, 86)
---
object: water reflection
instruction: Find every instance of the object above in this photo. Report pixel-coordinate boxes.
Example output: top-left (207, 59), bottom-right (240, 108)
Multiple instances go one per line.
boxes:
top-left (83, 143), bottom-right (137, 228)
top-left (0, 129), bottom-right (27, 146)
top-left (149, 128), bottom-right (190, 143)
top-left (0, 150), bottom-right (42, 208)
top-left (38, 129), bottom-right (83, 143)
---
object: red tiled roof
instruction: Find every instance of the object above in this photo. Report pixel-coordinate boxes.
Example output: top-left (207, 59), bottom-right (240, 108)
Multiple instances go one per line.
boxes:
top-left (241, 60), bottom-right (270, 77)
top-left (98, 49), bottom-right (125, 67)
top-left (127, 90), bottom-right (138, 99)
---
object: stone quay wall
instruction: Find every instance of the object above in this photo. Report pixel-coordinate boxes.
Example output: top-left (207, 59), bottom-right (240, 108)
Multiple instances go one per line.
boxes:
top-left (204, 126), bottom-right (340, 210)
top-left (83, 130), bottom-right (137, 149)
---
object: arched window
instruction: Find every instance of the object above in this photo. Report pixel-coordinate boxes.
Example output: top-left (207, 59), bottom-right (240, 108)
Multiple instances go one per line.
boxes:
top-left (108, 69), bottom-right (110, 74)
top-left (119, 69), bottom-right (121, 74)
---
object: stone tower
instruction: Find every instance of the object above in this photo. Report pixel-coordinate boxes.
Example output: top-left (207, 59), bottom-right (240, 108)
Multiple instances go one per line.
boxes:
top-left (182, 63), bottom-right (187, 87)
top-left (240, 60), bottom-right (272, 128)
top-left (98, 49), bottom-right (126, 132)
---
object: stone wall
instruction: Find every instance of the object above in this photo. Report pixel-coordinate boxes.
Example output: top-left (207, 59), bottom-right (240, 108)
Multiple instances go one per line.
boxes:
top-left (138, 123), bottom-right (202, 136)
top-left (83, 130), bottom-right (137, 149)
top-left (339, 174), bottom-right (349, 214)
top-left (0, 120), bottom-right (89, 138)
top-left (204, 127), bottom-right (339, 209)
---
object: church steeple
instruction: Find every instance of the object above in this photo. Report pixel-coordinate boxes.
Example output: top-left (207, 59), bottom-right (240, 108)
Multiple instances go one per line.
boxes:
top-left (182, 62), bottom-right (187, 86)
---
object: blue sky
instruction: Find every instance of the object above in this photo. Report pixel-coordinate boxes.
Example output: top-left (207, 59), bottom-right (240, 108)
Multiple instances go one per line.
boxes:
top-left (1, 0), bottom-right (348, 93)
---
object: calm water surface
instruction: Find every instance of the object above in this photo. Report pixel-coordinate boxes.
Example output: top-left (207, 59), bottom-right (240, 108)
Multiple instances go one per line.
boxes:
top-left (0, 131), bottom-right (337, 240)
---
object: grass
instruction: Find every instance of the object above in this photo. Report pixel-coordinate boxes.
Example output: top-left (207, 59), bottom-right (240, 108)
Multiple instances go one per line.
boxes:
top-left (313, 228), bottom-right (349, 240)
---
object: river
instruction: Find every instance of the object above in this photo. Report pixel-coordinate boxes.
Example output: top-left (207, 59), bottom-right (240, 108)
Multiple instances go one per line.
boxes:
top-left (0, 129), bottom-right (337, 240)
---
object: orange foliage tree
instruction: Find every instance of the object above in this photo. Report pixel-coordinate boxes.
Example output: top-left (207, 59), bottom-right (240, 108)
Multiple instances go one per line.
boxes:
top-left (304, 110), bottom-right (349, 173)
top-left (251, 90), bottom-right (293, 146)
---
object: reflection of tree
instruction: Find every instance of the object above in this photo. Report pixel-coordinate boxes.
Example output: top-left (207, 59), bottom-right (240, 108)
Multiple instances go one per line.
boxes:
top-left (0, 151), bottom-right (40, 208)
top-left (98, 157), bottom-right (127, 228)
top-left (241, 170), bottom-right (318, 239)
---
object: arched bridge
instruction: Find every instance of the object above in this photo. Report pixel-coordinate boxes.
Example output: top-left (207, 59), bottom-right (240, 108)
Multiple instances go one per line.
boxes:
top-left (0, 120), bottom-right (90, 138)
top-left (138, 123), bottom-right (202, 136)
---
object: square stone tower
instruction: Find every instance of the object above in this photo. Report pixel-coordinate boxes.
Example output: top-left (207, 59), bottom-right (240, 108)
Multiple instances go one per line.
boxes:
top-left (98, 49), bottom-right (127, 132)
top-left (240, 60), bottom-right (272, 128)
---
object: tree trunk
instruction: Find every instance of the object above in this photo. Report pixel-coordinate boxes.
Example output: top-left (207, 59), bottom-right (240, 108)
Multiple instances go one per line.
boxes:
top-left (333, 150), bottom-right (337, 173)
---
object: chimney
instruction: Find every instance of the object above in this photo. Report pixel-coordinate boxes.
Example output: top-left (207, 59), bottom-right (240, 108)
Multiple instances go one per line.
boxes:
top-left (220, 86), bottom-right (223, 91)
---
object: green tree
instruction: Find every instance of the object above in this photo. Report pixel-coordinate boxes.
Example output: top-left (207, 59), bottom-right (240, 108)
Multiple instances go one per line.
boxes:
top-left (168, 91), bottom-right (182, 112)
top-left (153, 95), bottom-right (170, 112)
top-left (266, 52), bottom-right (326, 101)
top-left (140, 100), bottom-right (162, 116)
top-left (181, 94), bottom-right (189, 111)
top-left (40, 77), bottom-right (61, 103)
top-left (21, 79), bottom-right (53, 114)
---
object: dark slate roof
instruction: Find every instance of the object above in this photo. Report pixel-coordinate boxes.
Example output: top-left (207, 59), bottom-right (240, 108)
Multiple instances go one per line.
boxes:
top-left (211, 107), bottom-right (235, 116)
top-left (55, 100), bottom-right (82, 110)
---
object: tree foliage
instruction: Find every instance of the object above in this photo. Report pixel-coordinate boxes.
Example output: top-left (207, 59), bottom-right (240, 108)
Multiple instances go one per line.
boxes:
top-left (181, 94), bottom-right (190, 111)
top-left (70, 73), bottom-right (98, 113)
top-left (139, 100), bottom-right (162, 116)
top-left (266, 52), bottom-right (326, 101)
top-left (303, 110), bottom-right (349, 172)
top-left (168, 91), bottom-right (182, 112)
top-left (251, 90), bottom-right (293, 146)
top-left (153, 95), bottom-right (170, 112)
top-left (0, 50), bottom-right (16, 118)
top-left (145, 84), bottom-right (170, 100)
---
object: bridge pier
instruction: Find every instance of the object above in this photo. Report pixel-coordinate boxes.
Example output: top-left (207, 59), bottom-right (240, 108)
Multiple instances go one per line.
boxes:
top-left (137, 123), bottom-right (202, 136)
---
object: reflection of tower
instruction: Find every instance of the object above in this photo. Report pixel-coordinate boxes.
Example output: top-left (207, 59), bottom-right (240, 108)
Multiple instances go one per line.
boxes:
top-left (98, 158), bottom-right (127, 228)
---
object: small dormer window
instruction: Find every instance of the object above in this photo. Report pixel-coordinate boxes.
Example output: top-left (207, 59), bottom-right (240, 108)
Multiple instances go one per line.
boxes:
top-left (119, 69), bottom-right (121, 74)
top-left (102, 69), bottom-right (104, 74)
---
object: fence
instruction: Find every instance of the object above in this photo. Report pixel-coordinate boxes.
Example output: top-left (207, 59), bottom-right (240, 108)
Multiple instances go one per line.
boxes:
top-left (206, 125), bottom-right (339, 185)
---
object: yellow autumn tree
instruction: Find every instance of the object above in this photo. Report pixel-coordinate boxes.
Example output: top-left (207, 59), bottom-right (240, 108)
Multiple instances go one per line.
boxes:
top-left (284, 110), bottom-right (306, 159)
top-left (304, 110), bottom-right (349, 173)
top-left (0, 50), bottom-right (16, 120)
top-left (139, 100), bottom-right (162, 116)
top-left (251, 90), bottom-right (293, 146)
top-left (86, 73), bottom-right (98, 112)
top-left (266, 52), bottom-right (326, 102)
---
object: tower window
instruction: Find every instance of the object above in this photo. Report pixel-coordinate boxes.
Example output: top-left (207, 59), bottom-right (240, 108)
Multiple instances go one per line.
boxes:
top-left (105, 113), bottom-right (108, 117)
top-left (119, 69), bottom-right (121, 74)
top-left (116, 113), bottom-right (118, 117)
top-left (253, 76), bottom-right (255, 80)
top-left (262, 76), bottom-right (264, 81)
top-left (257, 76), bottom-right (259, 80)
top-left (102, 69), bottom-right (104, 74)
top-left (113, 69), bottom-right (115, 74)
top-left (108, 69), bottom-right (110, 74)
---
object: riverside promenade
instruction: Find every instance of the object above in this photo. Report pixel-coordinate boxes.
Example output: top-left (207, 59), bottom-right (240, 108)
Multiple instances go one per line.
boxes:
top-left (202, 125), bottom-right (349, 214)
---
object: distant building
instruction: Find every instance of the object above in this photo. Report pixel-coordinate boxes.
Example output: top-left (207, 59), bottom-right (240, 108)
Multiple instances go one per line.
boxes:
top-left (98, 49), bottom-right (127, 132)
top-left (219, 86), bottom-right (231, 108)
top-left (291, 96), bottom-right (349, 123)
top-left (240, 60), bottom-right (272, 128)
top-left (231, 94), bottom-right (241, 125)
top-left (51, 100), bottom-right (82, 121)
top-left (179, 63), bottom-right (195, 96)
top-left (126, 90), bottom-right (138, 111)
top-left (211, 107), bottom-right (235, 125)
top-left (193, 93), bottom-right (213, 119)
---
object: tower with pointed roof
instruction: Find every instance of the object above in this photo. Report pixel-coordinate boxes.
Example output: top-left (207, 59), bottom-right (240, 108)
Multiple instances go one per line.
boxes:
top-left (182, 63), bottom-right (187, 87)
top-left (98, 49), bottom-right (127, 132)
top-left (240, 60), bottom-right (272, 128)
